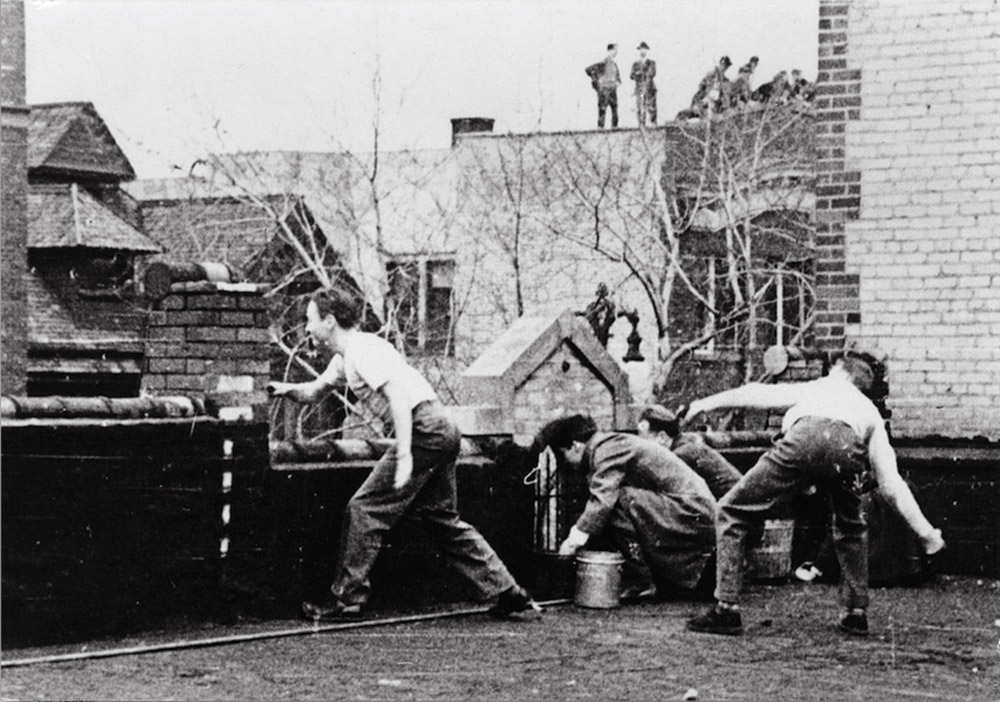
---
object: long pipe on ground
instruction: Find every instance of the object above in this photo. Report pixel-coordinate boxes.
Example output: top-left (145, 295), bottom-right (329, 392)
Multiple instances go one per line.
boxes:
top-left (0, 598), bottom-right (571, 669)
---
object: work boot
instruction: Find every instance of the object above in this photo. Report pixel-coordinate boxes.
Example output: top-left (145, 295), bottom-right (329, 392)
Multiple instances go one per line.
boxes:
top-left (837, 609), bottom-right (869, 636)
top-left (488, 584), bottom-right (542, 620)
top-left (301, 595), bottom-right (363, 622)
top-left (686, 603), bottom-right (743, 635)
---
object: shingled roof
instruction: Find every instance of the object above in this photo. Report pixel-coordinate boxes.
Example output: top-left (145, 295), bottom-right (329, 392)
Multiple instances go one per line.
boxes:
top-left (126, 177), bottom-right (331, 279)
top-left (28, 183), bottom-right (161, 252)
top-left (28, 102), bottom-right (135, 181)
top-left (25, 272), bottom-right (145, 351)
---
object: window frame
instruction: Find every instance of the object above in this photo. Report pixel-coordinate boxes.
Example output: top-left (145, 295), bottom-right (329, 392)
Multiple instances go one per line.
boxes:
top-left (385, 254), bottom-right (457, 357)
top-left (695, 256), bottom-right (812, 357)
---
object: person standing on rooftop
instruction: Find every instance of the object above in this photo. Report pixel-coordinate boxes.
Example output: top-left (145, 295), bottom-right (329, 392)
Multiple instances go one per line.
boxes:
top-left (586, 43), bottom-right (621, 129)
top-left (630, 41), bottom-right (657, 127)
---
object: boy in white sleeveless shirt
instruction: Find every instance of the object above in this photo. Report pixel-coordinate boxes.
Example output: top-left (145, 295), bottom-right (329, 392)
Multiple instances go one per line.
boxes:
top-left (683, 352), bottom-right (944, 637)
top-left (270, 288), bottom-right (539, 620)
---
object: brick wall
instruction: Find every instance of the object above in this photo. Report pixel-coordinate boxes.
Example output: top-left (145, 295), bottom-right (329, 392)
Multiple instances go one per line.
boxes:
top-left (1, 0), bottom-right (28, 395)
top-left (511, 346), bottom-right (616, 439)
top-left (816, 0), bottom-right (1000, 439)
top-left (144, 283), bottom-right (272, 422)
top-left (1, 419), bottom-right (274, 647)
top-left (814, 1), bottom-right (863, 352)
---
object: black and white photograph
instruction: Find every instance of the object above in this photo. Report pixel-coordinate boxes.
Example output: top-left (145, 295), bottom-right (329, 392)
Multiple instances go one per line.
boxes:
top-left (1, 0), bottom-right (998, 699)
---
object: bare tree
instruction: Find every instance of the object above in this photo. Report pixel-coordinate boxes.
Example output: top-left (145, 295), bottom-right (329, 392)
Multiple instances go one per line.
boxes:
top-left (173, 67), bottom-right (477, 441)
top-left (456, 102), bottom-right (815, 398)
top-left (667, 103), bottom-right (816, 385)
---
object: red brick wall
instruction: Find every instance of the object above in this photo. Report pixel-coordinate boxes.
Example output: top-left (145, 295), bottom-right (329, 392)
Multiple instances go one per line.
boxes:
top-left (144, 283), bottom-right (271, 421)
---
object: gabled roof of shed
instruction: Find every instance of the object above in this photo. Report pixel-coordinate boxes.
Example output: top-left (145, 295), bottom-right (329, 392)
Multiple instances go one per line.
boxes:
top-left (28, 102), bottom-right (136, 181)
top-left (28, 184), bottom-right (161, 252)
top-left (461, 307), bottom-right (632, 405)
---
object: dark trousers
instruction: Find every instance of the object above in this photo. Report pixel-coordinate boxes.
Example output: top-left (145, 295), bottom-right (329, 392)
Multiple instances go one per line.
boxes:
top-left (330, 402), bottom-right (517, 606)
top-left (714, 417), bottom-right (869, 611)
top-left (635, 88), bottom-right (657, 126)
top-left (598, 88), bottom-right (618, 128)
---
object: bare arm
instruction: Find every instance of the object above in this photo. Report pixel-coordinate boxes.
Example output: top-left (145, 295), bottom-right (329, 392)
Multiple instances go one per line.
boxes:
top-left (868, 424), bottom-right (942, 552)
top-left (381, 377), bottom-right (414, 489)
top-left (267, 376), bottom-right (333, 404)
top-left (268, 357), bottom-right (340, 403)
top-left (687, 381), bottom-right (811, 420)
top-left (381, 378), bottom-right (413, 459)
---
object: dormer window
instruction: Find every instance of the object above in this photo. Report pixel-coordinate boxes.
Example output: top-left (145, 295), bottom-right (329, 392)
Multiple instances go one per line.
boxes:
top-left (76, 253), bottom-right (134, 297)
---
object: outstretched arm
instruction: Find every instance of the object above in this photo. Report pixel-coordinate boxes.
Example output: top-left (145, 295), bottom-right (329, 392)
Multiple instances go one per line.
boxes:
top-left (267, 357), bottom-right (340, 403)
top-left (686, 381), bottom-right (810, 421)
top-left (868, 425), bottom-right (944, 554)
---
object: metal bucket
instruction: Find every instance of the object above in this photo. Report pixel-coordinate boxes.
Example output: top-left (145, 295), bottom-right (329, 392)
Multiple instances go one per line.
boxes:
top-left (574, 550), bottom-right (624, 609)
top-left (747, 518), bottom-right (795, 581)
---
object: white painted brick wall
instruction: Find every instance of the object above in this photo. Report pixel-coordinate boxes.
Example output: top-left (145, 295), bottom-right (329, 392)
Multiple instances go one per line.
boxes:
top-left (846, 0), bottom-right (1000, 438)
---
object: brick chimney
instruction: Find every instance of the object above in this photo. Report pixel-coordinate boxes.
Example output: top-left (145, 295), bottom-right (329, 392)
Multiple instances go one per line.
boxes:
top-left (450, 117), bottom-right (495, 147)
top-left (144, 279), bottom-right (271, 423)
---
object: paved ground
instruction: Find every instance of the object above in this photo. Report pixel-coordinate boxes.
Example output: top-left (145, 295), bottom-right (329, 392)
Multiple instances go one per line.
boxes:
top-left (2, 575), bottom-right (998, 701)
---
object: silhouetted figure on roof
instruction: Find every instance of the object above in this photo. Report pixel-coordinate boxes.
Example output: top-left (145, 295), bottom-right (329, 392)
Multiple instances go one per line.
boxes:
top-left (730, 56), bottom-right (759, 108)
top-left (752, 71), bottom-right (791, 104)
top-left (790, 69), bottom-right (816, 102)
top-left (586, 44), bottom-right (621, 129)
top-left (689, 55), bottom-right (733, 117)
top-left (630, 41), bottom-right (658, 126)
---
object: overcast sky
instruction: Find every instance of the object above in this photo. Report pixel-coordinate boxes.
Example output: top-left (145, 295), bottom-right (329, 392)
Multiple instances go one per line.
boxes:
top-left (25, 0), bottom-right (819, 178)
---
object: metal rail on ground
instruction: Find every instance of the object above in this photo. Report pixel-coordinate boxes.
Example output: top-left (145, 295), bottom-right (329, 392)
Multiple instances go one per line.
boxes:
top-left (0, 599), bottom-right (572, 669)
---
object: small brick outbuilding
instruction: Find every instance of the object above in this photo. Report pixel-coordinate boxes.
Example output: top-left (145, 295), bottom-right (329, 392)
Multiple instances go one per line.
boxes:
top-left (456, 307), bottom-right (633, 444)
